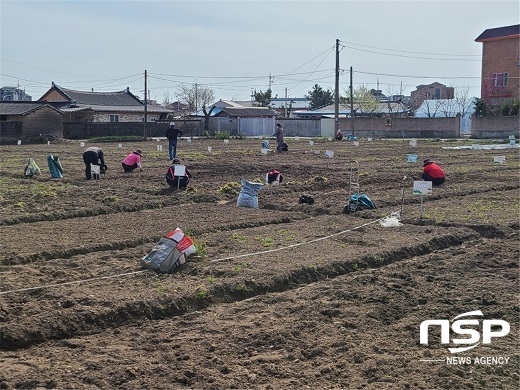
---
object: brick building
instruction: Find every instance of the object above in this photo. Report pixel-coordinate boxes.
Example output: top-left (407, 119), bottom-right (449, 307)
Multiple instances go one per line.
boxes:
top-left (409, 82), bottom-right (454, 109)
top-left (475, 24), bottom-right (520, 105)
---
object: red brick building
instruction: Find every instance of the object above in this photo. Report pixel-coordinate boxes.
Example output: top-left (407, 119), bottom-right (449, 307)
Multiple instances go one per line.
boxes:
top-left (409, 82), bottom-right (454, 109)
top-left (475, 24), bottom-right (520, 104)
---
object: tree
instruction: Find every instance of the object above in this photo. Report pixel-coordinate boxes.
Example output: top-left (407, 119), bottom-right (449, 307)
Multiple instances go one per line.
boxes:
top-left (500, 99), bottom-right (519, 116)
top-left (252, 89), bottom-right (273, 107)
top-left (473, 98), bottom-right (492, 116)
top-left (307, 84), bottom-right (334, 109)
top-left (162, 91), bottom-right (171, 106)
top-left (352, 85), bottom-right (378, 115)
top-left (177, 83), bottom-right (216, 133)
top-left (417, 99), bottom-right (442, 118)
top-left (453, 86), bottom-right (474, 120)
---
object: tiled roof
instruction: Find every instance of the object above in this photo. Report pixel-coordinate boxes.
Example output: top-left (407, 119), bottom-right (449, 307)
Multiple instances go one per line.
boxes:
top-left (475, 24), bottom-right (520, 41)
top-left (50, 84), bottom-right (143, 106)
top-left (60, 104), bottom-right (171, 113)
top-left (0, 101), bottom-right (63, 115)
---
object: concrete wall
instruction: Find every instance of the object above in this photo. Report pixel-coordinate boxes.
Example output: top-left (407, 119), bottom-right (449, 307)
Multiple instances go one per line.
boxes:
top-left (338, 116), bottom-right (460, 138)
top-left (205, 117), bottom-right (321, 138)
top-left (9, 114), bottom-right (517, 142)
top-left (471, 116), bottom-right (520, 138)
top-left (63, 120), bottom-right (202, 139)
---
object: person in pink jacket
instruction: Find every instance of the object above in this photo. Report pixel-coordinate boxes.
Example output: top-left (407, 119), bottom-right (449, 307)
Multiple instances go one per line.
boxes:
top-left (122, 150), bottom-right (143, 173)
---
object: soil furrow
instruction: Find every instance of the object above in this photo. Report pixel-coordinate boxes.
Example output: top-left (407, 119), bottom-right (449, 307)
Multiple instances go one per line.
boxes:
top-left (0, 228), bottom-right (478, 350)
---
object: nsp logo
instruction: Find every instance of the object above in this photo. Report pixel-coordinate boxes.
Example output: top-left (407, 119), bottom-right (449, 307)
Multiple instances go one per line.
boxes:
top-left (420, 310), bottom-right (510, 353)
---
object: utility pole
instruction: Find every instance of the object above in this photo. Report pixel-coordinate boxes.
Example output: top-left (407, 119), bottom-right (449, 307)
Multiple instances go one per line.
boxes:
top-left (144, 70), bottom-right (148, 139)
top-left (350, 66), bottom-right (355, 136)
top-left (269, 73), bottom-right (272, 91)
top-left (334, 39), bottom-right (340, 134)
top-left (194, 81), bottom-right (198, 112)
top-left (285, 88), bottom-right (288, 118)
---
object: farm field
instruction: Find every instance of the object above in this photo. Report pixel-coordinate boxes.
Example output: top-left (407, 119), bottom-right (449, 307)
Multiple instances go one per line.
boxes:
top-left (0, 136), bottom-right (518, 389)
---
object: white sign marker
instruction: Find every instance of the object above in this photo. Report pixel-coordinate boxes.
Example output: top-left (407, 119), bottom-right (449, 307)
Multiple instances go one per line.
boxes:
top-left (413, 180), bottom-right (432, 196)
top-left (173, 164), bottom-right (186, 177)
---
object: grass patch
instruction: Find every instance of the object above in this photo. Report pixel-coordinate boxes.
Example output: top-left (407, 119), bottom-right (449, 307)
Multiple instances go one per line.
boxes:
top-left (219, 182), bottom-right (241, 196)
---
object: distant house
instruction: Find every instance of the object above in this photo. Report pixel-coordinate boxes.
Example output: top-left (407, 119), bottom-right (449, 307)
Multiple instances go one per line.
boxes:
top-left (38, 82), bottom-right (171, 123)
top-left (415, 99), bottom-right (476, 134)
top-left (269, 97), bottom-right (311, 117)
top-left (207, 100), bottom-right (278, 118)
top-left (410, 82), bottom-right (454, 109)
top-left (212, 99), bottom-right (251, 109)
top-left (212, 106), bottom-right (278, 118)
top-left (293, 101), bottom-right (409, 119)
top-left (0, 101), bottom-right (64, 142)
top-left (211, 98), bottom-right (310, 117)
top-left (1, 86), bottom-right (32, 101)
top-left (475, 24), bottom-right (520, 104)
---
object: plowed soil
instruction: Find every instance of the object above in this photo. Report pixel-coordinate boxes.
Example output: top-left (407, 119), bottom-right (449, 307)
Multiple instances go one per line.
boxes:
top-left (0, 136), bottom-right (518, 389)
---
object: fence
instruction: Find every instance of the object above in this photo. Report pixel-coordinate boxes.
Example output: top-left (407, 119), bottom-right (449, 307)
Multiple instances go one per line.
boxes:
top-left (2, 115), bottom-right (518, 143)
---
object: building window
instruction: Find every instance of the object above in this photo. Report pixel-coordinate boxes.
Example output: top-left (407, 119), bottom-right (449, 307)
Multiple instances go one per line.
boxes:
top-left (109, 114), bottom-right (119, 122)
top-left (435, 88), bottom-right (441, 99)
top-left (493, 73), bottom-right (508, 87)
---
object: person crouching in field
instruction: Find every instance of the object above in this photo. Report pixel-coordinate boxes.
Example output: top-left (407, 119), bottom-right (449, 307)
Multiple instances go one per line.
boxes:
top-left (122, 149), bottom-right (143, 173)
top-left (422, 158), bottom-right (445, 186)
top-left (166, 158), bottom-right (192, 189)
top-left (83, 146), bottom-right (107, 180)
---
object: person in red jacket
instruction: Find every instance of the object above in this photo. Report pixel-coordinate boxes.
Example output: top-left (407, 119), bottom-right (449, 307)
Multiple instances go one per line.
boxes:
top-left (422, 158), bottom-right (445, 186)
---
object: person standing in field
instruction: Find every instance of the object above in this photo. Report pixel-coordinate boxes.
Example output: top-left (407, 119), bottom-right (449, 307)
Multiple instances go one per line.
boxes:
top-left (82, 146), bottom-right (106, 180)
top-left (166, 122), bottom-right (183, 160)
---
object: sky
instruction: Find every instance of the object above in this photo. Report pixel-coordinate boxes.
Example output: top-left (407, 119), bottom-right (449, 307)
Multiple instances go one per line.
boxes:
top-left (1, 0), bottom-right (519, 104)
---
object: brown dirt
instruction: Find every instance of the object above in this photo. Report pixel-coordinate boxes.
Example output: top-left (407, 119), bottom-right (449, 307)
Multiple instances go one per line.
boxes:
top-left (0, 137), bottom-right (518, 389)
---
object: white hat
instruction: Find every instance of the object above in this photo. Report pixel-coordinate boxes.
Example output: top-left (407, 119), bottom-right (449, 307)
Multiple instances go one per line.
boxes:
top-left (169, 122), bottom-right (175, 126)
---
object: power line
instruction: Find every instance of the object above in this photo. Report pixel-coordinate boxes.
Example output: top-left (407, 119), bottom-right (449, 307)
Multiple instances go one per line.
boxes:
top-left (352, 70), bottom-right (481, 79)
top-left (340, 44), bottom-right (481, 62)
top-left (339, 40), bottom-right (480, 57)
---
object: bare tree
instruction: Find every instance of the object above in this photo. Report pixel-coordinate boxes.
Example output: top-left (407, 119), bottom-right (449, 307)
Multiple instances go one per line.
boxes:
top-left (416, 98), bottom-right (442, 118)
top-left (162, 91), bottom-right (171, 106)
top-left (177, 83), bottom-right (216, 132)
top-left (454, 86), bottom-right (474, 119)
top-left (177, 84), bottom-right (197, 112)
top-left (385, 85), bottom-right (408, 118)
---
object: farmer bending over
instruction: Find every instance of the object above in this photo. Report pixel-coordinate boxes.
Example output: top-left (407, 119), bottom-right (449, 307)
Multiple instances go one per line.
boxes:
top-left (166, 158), bottom-right (192, 189)
top-left (83, 146), bottom-right (107, 180)
top-left (122, 149), bottom-right (143, 173)
top-left (422, 158), bottom-right (445, 186)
